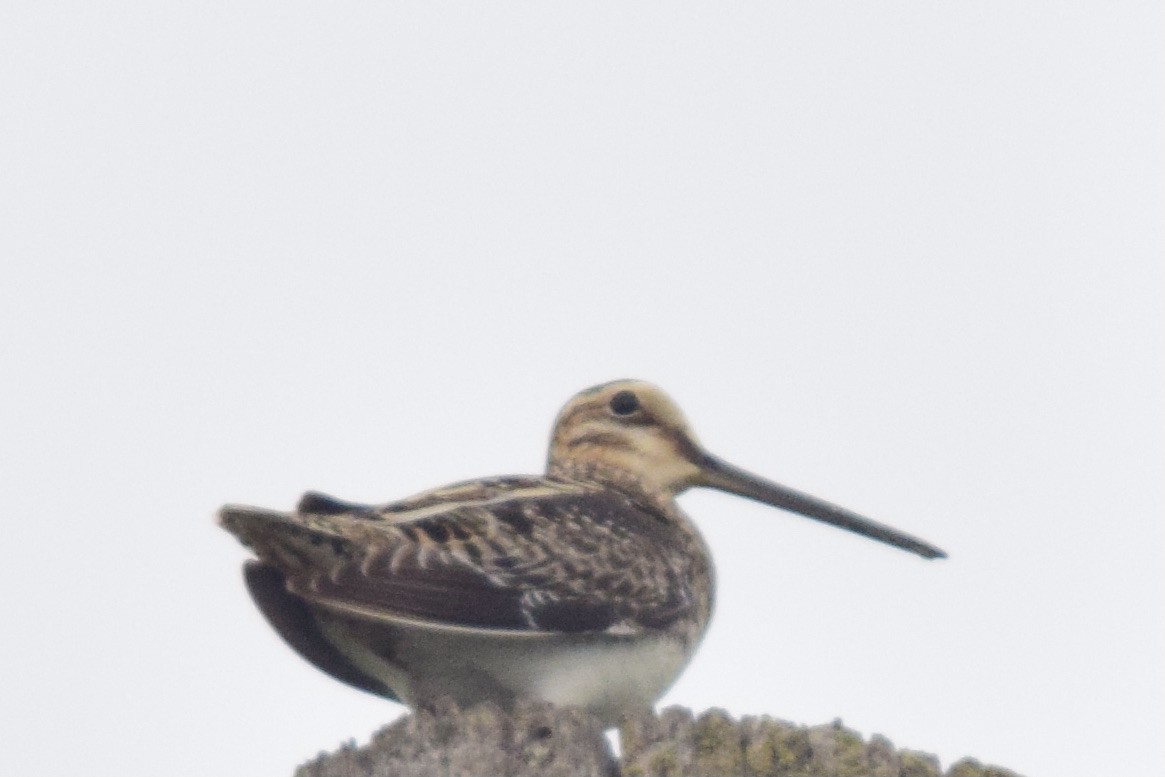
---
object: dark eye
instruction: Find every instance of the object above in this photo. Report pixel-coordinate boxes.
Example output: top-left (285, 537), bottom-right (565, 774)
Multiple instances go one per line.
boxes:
top-left (608, 390), bottom-right (640, 416)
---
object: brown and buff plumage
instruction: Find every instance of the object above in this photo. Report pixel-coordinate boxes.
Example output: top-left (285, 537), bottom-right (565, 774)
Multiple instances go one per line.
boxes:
top-left (220, 380), bottom-right (943, 724)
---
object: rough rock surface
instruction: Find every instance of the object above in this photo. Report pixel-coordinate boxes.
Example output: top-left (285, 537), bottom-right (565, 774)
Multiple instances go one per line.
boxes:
top-left (618, 707), bottom-right (1021, 777)
top-left (295, 699), bottom-right (616, 777)
top-left (295, 701), bottom-right (1023, 777)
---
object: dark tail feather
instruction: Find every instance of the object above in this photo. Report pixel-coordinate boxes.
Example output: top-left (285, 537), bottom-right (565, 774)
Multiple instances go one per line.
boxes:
top-left (296, 491), bottom-right (373, 516)
top-left (218, 504), bottom-right (292, 544)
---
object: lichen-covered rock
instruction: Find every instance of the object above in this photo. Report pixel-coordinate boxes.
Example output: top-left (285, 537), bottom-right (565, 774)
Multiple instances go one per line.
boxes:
top-left (867, 733), bottom-right (904, 777)
top-left (624, 710), bottom-right (960, 777)
top-left (946, 757), bottom-right (1023, 777)
top-left (692, 709), bottom-right (743, 776)
top-left (619, 706), bottom-right (696, 777)
top-left (805, 719), bottom-right (869, 775)
top-left (900, 749), bottom-right (943, 777)
top-left (741, 715), bottom-right (813, 776)
top-left (293, 700), bottom-right (1021, 777)
top-left (294, 698), bottom-right (615, 777)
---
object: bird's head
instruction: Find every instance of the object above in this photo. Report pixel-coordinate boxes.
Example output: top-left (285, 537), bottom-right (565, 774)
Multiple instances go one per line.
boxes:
top-left (548, 379), bottom-right (705, 495)
top-left (547, 379), bottom-right (946, 559)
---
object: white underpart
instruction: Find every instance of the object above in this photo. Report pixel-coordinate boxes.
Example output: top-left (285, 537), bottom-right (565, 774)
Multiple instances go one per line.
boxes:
top-left (316, 604), bottom-right (690, 725)
top-left (527, 636), bottom-right (687, 713)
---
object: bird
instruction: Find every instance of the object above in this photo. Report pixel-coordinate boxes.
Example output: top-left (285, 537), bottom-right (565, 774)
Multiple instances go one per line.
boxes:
top-left (219, 379), bottom-right (945, 725)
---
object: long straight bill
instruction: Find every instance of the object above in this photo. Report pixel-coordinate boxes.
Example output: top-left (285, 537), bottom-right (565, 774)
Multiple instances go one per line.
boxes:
top-left (698, 455), bottom-right (947, 559)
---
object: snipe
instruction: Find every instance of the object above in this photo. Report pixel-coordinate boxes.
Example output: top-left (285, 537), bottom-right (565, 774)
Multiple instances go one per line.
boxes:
top-left (220, 380), bottom-right (944, 724)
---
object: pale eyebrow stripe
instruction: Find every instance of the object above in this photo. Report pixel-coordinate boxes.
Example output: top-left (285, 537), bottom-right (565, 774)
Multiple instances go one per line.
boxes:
top-left (382, 484), bottom-right (587, 523)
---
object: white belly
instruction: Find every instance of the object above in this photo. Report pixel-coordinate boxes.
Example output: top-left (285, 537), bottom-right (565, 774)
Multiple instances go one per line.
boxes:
top-left (317, 610), bottom-right (692, 725)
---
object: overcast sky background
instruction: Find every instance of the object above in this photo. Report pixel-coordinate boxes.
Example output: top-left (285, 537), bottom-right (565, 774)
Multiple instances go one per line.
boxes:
top-left (2, 4), bottom-right (1162, 777)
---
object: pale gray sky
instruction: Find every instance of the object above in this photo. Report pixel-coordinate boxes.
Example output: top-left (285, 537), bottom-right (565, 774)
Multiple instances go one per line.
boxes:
top-left (1, 4), bottom-right (1162, 777)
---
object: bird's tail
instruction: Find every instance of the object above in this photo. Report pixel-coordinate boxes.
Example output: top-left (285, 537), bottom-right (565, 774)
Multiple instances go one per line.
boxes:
top-left (218, 504), bottom-right (346, 571)
top-left (218, 504), bottom-right (291, 544)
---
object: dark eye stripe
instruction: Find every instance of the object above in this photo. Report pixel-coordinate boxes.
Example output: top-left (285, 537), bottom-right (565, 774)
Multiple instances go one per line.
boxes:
top-left (567, 430), bottom-right (637, 451)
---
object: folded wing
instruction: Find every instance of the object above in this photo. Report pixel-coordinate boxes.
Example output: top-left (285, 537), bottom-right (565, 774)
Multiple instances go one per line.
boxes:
top-left (222, 480), bottom-right (696, 636)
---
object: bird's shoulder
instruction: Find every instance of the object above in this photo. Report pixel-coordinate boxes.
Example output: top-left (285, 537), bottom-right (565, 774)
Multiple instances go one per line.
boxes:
top-left (298, 475), bottom-right (677, 542)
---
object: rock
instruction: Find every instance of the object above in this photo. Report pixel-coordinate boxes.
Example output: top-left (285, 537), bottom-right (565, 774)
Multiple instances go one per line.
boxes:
top-left (946, 757), bottom-right (1023, 777)
top-left (294, 701), bottom-right (1021, 777)
top-left (294, 698), bottom-right (616, 777)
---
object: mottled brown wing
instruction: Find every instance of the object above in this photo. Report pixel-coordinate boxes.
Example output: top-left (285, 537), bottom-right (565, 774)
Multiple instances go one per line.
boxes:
top-left (232, 485), bottom-right (697, 634)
